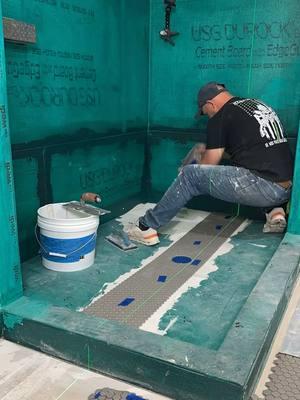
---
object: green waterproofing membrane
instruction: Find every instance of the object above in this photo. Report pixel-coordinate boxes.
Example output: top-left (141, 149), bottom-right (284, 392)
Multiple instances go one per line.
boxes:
top-left (2, 0), bottom-right (149, 261)
top-left (0, 1), bottom-right (22, 308)
top-left (2, 232), bottom-right (300, 400)
top-left (288, 121), bottom-right (300, 234)
top-left (148, 0), bottom-right (300, 195)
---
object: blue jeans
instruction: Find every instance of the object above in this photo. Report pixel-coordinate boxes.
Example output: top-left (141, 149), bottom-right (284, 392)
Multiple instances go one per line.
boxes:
top-left (140, 165), bottom-right (291, 230)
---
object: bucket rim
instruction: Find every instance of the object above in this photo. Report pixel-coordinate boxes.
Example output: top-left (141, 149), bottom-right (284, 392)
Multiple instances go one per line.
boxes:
top-left (38, 202), bottom-right (99, 222)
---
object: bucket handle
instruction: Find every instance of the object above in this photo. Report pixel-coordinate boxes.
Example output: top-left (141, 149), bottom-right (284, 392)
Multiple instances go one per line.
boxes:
top-left (35, 225), bottom-right (97, 258)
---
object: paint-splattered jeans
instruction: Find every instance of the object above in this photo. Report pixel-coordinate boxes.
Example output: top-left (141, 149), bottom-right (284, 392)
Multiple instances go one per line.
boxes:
top-left (140, 165), bottom-right (291, 230)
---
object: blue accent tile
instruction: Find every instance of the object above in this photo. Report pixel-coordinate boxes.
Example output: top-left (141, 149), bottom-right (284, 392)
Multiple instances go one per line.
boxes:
top-left (191, 259), bottom-right (201, 266)
top-left (193, 240), bottom-right (201, 245)
top-left (216, 224), bottom-right (223, 230)
top-left (118, 297), bottom-right (135, 307)
top-left (126, 394), bottom-right (146, 400)
top-left (172, 256), bottom-right (192, 264)
top-left (157, 275), bottom-right (167, 282)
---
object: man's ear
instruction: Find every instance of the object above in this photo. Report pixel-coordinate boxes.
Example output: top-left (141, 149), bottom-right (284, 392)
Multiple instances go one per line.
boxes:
top-left (211, 101), bottom-right (217, 111)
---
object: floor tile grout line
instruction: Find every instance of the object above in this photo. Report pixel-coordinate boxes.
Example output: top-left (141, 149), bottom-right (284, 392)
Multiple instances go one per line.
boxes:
top-left (54, 378), bottom-right (79, 400)
top-left (85, 215), bottom-right (243, 323)
top-left (121, 215), bottom-right (243, 324)
top-left (0, 356), bottom-right (43, 399)
top-left (85, 214), bottom-right (240, 320)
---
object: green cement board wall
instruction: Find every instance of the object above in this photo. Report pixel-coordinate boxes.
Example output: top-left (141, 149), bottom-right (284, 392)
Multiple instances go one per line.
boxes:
top-left (1, 0), bottom-right (300, 267)
top-left (0, 1), bottom-right (22, 307)
top-left (149, 0), bottom-right (300, 194)
top-left (288, 121), bottom-right (300, 234)
top-left (2, 0), bottom-right (149, 261)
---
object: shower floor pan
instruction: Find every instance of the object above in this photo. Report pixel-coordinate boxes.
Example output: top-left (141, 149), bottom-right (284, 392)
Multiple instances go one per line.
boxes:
top-left (2, 205), bottom-right (300, 400)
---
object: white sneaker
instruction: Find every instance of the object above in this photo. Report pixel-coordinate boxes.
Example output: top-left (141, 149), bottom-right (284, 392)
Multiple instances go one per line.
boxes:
top-left (126, 225), bottom-right (159, 246)
top-left (263, 207), bottom-right (287, 233)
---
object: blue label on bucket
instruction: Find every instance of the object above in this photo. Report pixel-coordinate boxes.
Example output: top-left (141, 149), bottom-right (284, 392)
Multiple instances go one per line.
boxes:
top-left (40, 233), bottom-right (96, 263)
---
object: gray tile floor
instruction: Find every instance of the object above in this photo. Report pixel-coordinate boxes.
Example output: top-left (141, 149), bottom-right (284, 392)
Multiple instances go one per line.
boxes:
top-left (281, 301), bottom-right (300, 358)
top-left (0, 340), bottom-right (172, 400)
top-left (253, 278), bottom-right (300, 400)
top-left (259, 353), bottom-right (300, 400)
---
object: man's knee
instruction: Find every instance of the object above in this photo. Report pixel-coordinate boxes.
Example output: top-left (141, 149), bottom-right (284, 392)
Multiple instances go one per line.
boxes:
top-left (180, 164), bottom-right (201, 177)
top-left (179, 164), bottom-right (209, 195)
top-left (178, 165), bottom-right (198, 185)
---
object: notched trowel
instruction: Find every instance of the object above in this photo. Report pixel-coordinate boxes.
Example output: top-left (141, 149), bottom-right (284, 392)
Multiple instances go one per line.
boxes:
top-left (63, 192), bottom-right (110, 216)
top-left (64, 193), bottom-right (136, 251)
top-left (106, 229), bottom-right (137, 252)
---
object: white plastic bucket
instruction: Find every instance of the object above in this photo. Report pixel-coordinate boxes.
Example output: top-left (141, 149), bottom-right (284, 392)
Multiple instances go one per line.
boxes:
top-left (37, 203), bottom-right (99, 272)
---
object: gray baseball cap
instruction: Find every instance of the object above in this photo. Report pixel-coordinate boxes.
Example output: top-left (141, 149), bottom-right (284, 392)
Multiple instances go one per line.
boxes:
top-left (196, 81), bottom-right (226, 117)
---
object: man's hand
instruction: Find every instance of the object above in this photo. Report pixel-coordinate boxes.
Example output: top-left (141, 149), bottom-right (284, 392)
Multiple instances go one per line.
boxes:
top-left (179, 143), bottom-right (206, 171)
top-left (200, 148), bottom-right (225, 165)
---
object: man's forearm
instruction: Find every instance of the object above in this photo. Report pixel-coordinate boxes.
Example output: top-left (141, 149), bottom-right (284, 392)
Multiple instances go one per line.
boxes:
top-left (200, 148), bottom-right (225, 165)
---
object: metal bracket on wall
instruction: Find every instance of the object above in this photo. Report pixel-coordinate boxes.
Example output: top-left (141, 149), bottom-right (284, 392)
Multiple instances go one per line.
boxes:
top-left (2, 17), bottom-right (36, 44)
top-left (160, 0), bottom-right (179, 46)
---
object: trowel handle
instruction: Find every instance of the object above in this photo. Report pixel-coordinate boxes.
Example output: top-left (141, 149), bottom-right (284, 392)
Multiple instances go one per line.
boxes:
top-left (80, 192), bottom-right (101, 204)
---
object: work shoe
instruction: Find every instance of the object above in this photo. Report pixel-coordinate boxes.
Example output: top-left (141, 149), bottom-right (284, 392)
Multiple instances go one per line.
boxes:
top-left (263, 207), bottom-right (286, 233)
top-left (126, 224), bottom-right (159, 246)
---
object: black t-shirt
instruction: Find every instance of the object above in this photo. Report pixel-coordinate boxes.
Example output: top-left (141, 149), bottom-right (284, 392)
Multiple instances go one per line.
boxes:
top-left (206, 97), bottom-right (294, 182)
